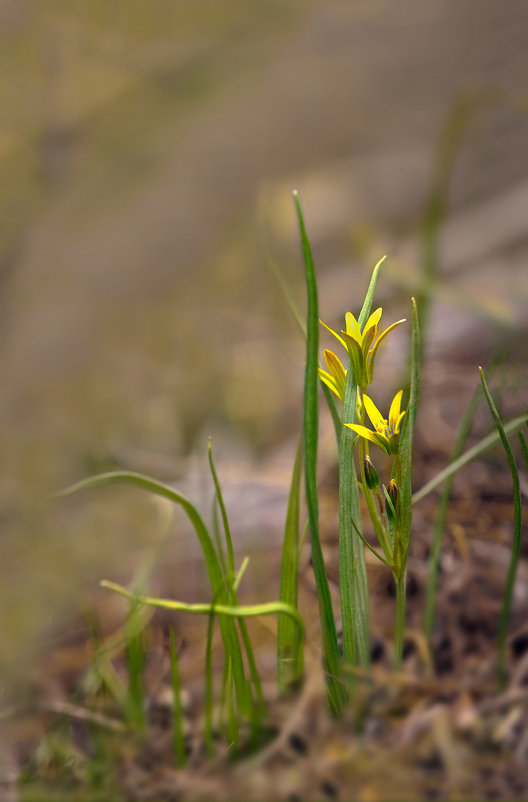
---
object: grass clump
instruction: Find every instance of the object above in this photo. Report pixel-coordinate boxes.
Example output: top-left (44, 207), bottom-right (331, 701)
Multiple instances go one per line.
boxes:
top-left (23, 190), bottom-right (527, 800)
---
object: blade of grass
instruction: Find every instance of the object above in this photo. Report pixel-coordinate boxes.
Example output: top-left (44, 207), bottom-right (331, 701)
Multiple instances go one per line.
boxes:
top-left (103, 576), bottom-right (304, 732)
top-left (266, 239), bottom-right (342, 444)
top-left (293, 190), bottom-right (346, 714)
top-left (208, 438), bottom-right (235, 575)
top-left (413, 415), bottom-right (527, 503)
top-left (58, 471), bottom-right (253, 723)
top-left (207, 442), bottom-right (265, 714)
top-left (124, 599), bottom-right (147, 732)
top-left (278, 436), bottom-right (304, 693)
top-left (424, 380), bottom-right (482, 640)
top-left (479, 367), bottom-right (524, 689)
top-left (211, 499), bottom-right (229, 579)
top-left (338, 255), bottom-right (386, 669)
top-left (225, 659), bottom-right (238, 751)
top-left (100, 581), bottom-right (305, 653)
top-left (204, 605), bottom-right (216, 755)
top-left (391, 298), bottom-right (421, 669)
top-left (169, 628), bottom-right (187, 767)
top-left (519, 430), bottom-right (528, 469)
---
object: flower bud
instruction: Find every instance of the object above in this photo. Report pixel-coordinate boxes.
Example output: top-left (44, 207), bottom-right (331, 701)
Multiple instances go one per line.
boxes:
top-left (363, 456), bottom-right (380, 490)
top-left (385, 479), bottom-right (398, 522)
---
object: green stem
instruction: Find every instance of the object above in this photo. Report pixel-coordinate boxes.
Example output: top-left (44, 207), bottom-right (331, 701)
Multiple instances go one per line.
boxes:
top-left (358, 437), bottom-right (392, 563)
top-left (393, 572), bottom-right (406, 671)
top-left (339, 379), bottom-right (370, 669)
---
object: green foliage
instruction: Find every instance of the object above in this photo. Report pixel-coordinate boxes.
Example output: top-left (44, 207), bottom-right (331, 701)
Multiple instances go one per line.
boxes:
top-left (277, 437), bottom-right (304, 693)
top-left (479, 368), bottom-right (524, 688)
top-left (293, 190), bottom-right (346, 714)
top-left (51, 187), bottom-right (526, 786)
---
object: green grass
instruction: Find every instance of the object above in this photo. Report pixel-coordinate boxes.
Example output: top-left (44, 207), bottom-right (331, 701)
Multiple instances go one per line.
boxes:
top-left (25, 186), bottom-right (526, 800)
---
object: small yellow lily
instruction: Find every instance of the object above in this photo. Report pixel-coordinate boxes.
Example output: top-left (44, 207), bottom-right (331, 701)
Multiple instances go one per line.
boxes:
top-left (321, 308), bottom-right (405, 389)
top-left (346, 390), bottom-right (406, 456)
top-left (318, 348), bottom-right (347, 402)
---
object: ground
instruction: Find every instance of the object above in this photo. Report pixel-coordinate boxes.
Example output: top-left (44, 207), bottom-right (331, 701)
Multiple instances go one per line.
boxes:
top-left (7, 351), bottom-right (528, 802)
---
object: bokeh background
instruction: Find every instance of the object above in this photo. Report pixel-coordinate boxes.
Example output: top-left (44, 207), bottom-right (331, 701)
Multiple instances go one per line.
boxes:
top-left (2, 1), bottom-right (528, 698)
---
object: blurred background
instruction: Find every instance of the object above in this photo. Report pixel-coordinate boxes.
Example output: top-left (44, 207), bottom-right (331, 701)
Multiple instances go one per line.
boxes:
top-left (1, 1), bottom-right (527, 699)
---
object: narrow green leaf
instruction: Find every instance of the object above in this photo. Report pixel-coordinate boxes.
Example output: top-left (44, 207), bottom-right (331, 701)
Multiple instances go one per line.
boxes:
top-left (358, 255), bottom-right (386, 327)
top-left (204, 606), bottom-right (216, 755)
top-left (396, 298), bottom-right (421, 555)
top-left (519, 430), bottom-right (528, 470)
top-left (278, 437), bottom-right (304, 693)
top-left (479, 368), bottom-right (523, 688)
top-left (337, 257), bottom-right (385, 669)
top-left (208, 438), bottom-right (235, 575)
top-left (338, 369), bottom-right (369, 668)
top-left (59, 471), bottom-right (253, 721)
top-left (424, 380), bottom-right (482, 640)
top-left (100, 580), bottom-right (305, 651)
top-left (169, 628), bottom-right (187, 767)
top-left (413, 415), bottom-right (527, 503)
top-left (293, 190), bottom-right (346, 714)
top-left (208, 442), bottom-right (265, 714)
top-left (391, 298), bottom-right (421, 669)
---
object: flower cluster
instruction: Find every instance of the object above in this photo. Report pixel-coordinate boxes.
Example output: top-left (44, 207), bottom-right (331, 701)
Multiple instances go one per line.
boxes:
top-left (319, 307), bottom-right (406, 456)
top-left (320, 308), bottom-right (405, 391)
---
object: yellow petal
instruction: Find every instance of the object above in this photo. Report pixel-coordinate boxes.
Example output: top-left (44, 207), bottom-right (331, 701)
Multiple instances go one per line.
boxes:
top-left (363, 394), bottom-right (384, 429)
top-left (323, 349), bottom-right (346, 401)
top-left (344, 312), bottom-right (362, 340)
top-left (318, 369), bottom-right (343, 401)
top-left (320, 319), bottom-right (346, 349)
top-left (363, 307), bottom-right (383, 337)
top-left (388, 390), bottom-right (403, 430)
top-left (345, 424), bottom-right (389, 454)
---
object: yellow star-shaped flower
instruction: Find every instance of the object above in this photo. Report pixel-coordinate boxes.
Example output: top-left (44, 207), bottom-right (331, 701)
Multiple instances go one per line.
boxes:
top-left (321, 308), bottom-right (405, 389)
top-left (346, 391), bottom-right (406, 456)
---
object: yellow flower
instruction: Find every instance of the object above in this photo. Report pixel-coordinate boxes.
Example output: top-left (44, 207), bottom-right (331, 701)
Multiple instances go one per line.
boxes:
top-left (346, 390), bottom-right (406, 455)
top-left (318, 349), bottom-right (347, 401)
top-left (321, 308), bottom-right (405, 389)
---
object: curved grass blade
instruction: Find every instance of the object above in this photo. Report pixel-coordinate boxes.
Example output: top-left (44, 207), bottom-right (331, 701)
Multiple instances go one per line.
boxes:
top-left (519, 430), bottom-right (528, 470)
top-left (293, 190), bottom-right (345, 713)
top-left (391, 297), bottom-right (421, 669)
top-left (479, 368), bottom-right (524, 688)
top-left (396, 298), bottom-right (421, 551)
top-left (424, 380), bottom-right (482, 640)
top-left (208, 438), bottom-right (235, 575)
top-left (278, 436), bottom-right (304, 693)
top-left (207, 442), bottom-right (264, 713)
top-left (100, 581), bottom-right (305, 652)
top-left (358, 256), bottom-right (386, 328)
top-left (413, 415), bottom-right (527, 503)
top-left (58, 471), bottom-right (253, 720)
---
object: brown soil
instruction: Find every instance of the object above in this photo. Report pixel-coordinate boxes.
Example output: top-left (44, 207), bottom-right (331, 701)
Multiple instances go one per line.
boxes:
top-left (6, 353), bottom-right (528, 802)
